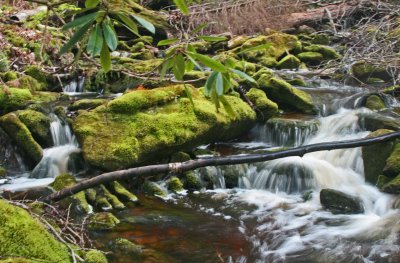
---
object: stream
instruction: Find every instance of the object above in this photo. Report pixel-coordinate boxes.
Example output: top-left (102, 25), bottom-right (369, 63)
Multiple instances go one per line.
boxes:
top-left (1, 79), bottom-right (400, 262)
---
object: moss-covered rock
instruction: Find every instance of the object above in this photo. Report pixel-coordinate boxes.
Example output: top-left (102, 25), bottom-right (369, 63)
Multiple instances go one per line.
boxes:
top-left (362, 129), bottom-right (396, 184)
top-left (0, 86), bottom-right (33, 114)
top-left (98, 184), bottom-right (125, 210)
top-left (17, 109), bottom-right (52, 147)
top-left (320, 188), bottom-right (364, 214)
top-left (0, 71), bottom-right (18, 82)
top-left (277, 54), bottom-right (301, 69)
top-left (364, 95), bottom-right (386, 111)
top-left (296, 52), bottom-right (324, 66)
top-left (0, 166), bottom-right (6, 177)
top-left (246, 88), bottom-right (278, 119)
top-left (376, 174), bottom-right (391, 189)
top-left (109, 181), bottom-right (138, 202)
top-left (84, 250), bottom-right (108, 263)
top-left (303, 45), bottom-right (340, 60)
top-left (351, 61), bottom-right (391, 82)
top-left (68, 99), bottom-right (107, 111)
top-left (311, 34), bottom-right (330, 45)
top-left (381, 174), bottom-right (400, 194)
top-left (24, 66), bottom-right (53, 90)
top-left (7, 75), bottom-right (43, 92)
top-left (0, 199), bottom-right (71, 262)
top-left (0, 113), bottom-right (43, 165)
top-left (382, 143), bottom-right (400, 178)
top-left (182, 171), bottom-right (203, 190)
top-left (170, 151), bottom-right (191, 162)
top-left (143, 181), bottom-right (166, 197)
top-left (257, 75), bottom-right (315, 114)
top-left (50, 173), bottom-right (92, 214)
top-left (285, 77), bottom-right (307, 87)
top-left (73, 85), bottom-right (257, 171)
top-left (88, 212), bottom-right (120, 231)
top-left (167, 176), bottom-right (184, 193)
top-left (359, 113), bottom-right (400, 131)
top-left (109, 238), bottom-right (142, 257)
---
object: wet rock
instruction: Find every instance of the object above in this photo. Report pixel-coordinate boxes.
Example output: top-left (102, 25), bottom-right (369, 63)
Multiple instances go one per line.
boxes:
top-left (167, 176), bottom-right (184, 193)
top-left (351, 61), bottom-right (391, 82)
top-left (246, 88), bottom-right (278, 119)
top-left (170, 151), bottom-right (191, 163)
top-left (381, 174), bottom-right (400, 194)
top-left (84, 249), bottom-right (108, 263)
top-left (88, 212), bottom-right (120, 231)
top-left (359, 112), bottom-right (400, 131)
top-left (0, 199), bottom-right (71, 261)
top-left (108, 181), bottom-right (138, 203)
top-left (17, 109), bottom-right (52, 148)
top-left (364, 95), bottom-right (386, 111)
top-left (376, 174), bottom-right (391, 188)
top-left (221, 164), bottom-right (247, 188)
top-left (50, 173), bottom-right (92, 214)
top-left (303, 45), bottom-right (340, 60)
top-left (143, 181), bottom-right (166, 197)
top-left (0, 113), bottom-right (43, 165)
top-left (296, 51), bottom-right (324, 66)
top-left (182, 171), bottom-right (203, 191)
top-left (109, 238), bottom-right (142, 257)
top-left (362, 129), bottom-right (396, 184)
top-left (257, 75), bottom-right (315, 114)
top-left (320, 188), bottom-right (364, 214)
top-left (383, 143), bottom-right (400, 177)
top-left (73, 85), bottom-right (256, 171)
top-left (383, 85), bottom-right (400, 98)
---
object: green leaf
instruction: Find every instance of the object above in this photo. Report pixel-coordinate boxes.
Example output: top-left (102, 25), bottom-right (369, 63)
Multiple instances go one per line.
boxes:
top-left (230, 68), bottom-right (256, 83)
top-left (173, 54), bottom-right (185, 81)
top-left (216, 72), bottom-right (224, 95)
top-left (191, 23), bottom-right (208, 34)
top-left (186, 44), bottom-right (196, 53)
top-left (157, 38), bottom-right (179, 46)
top-left (185, 59), bottom-right (195, 71)
top-left (188, 52), bottom-right (227, 73)
top-left (85, 0), bottom-right (100, 8)
top-left (102, 21), bottom-right (118, 51)
top-left (173, 0), bottom-right (189, 15)
top-left (222, 72), bottom-right (232, 93)
top-left (204, 71), bottom-right (218, 97)
top-left (62, 12), bottom-right (98, 30)
top-left (132, 15), bottom-right (155, 34)
top-left (183, 83), bottom-right (194, 105)
top-left (160, 58), bottom-right (173, 81)
top-left (116, 13), bottom-right (139, 35)
top-left (60, 20), bottom-right (94, 55)
top-left (210, 89), bottom-right (220, 110)
top-left (197, 36), bottom-right (227, 42)
top-left (100, 42), bottom-right (111, 72)
top-left (186, 53), bottom-right (202, 71)
top-left (220, 95), bottom-right (236, 117)
top-left (237, 43), bottom-right (272, 54)
top-left (87, 24), bottom-right (103, 56)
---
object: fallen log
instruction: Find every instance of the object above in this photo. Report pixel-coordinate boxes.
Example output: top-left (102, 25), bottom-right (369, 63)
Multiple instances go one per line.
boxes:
top-left (43, 130), bottom-right (400, 202)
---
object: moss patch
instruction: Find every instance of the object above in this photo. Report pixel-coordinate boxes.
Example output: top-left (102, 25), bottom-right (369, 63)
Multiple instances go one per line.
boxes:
top-left (0, 199), bottom-right (71, 262)
top-left (0, 87), bottom-right (33, 114)
top-left (277, 54), bottom-right (301, 69)
top-left (167, 176), bottom-right (184, 193)
top-left (296, 52), bottom-right (324, 66)
top-left (88, 212), bottom-right (120, 231)
top-left (17, 109), bottom-right (52, 147)
top-left (381, 174), bottom-right (400, 194)
top-left (365, 95), bottom-right (386, 111)
top-left (68, 99), bottom-right (107, 111)
top-left (84, 250), bottom-right (108, 263)
top-left (246, 88), bottom-right (278, 119)
top-left (383, 143), bottom-right (400, 177)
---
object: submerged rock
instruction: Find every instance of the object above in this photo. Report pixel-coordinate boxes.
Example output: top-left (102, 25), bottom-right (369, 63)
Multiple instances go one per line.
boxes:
top-left (362, 129), bottom-right (396, 184)
top-left (320, 188), bottom-right (364, 214)
top-left (0, 199), bottom-right (71, 262)
top-left (0, 112), bottom-right (43, 165)
top-left (88, 212), bottom-right (120, 231)
top-left (73, 85), bottom-right (257, 171)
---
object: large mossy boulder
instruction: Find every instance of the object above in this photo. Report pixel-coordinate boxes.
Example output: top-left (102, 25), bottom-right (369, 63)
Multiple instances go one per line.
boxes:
top-left (320, 188), bottom-right (364, 214)
top-left (362, 129), bottom-right (396, 184)
top-left (17, 109), bottom-right (52, 147)
top-left (246, 88), bottom-right (278, 119)
top-left (0, 86), bottom-right (33, 114)
top-left (73, 85), bottom-right (257, 171)
top-left (257, 75), bottom-right (315, 114)
top-left (0, 199), bottom-right (71, 262)
top-left (0, 113), bottom-right (43, 165)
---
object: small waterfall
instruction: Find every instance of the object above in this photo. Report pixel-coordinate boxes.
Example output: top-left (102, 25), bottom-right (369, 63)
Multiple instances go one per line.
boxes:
top-left (63, 76), bottom-right (85, 93)
top-left (30, 114), bottom-right (80, 179)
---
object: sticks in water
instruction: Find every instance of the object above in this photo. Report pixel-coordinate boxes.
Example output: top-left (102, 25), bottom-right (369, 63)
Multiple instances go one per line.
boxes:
top-left (43, 130), bottom-right (400, 202)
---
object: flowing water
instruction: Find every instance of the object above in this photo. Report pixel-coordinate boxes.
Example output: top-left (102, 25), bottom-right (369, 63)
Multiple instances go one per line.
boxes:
top-left (1, 81), bottom-right (400, 262)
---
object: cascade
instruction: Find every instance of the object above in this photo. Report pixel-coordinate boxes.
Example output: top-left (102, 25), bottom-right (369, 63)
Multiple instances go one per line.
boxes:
top-left (63, 76), bottom-right (85, 93)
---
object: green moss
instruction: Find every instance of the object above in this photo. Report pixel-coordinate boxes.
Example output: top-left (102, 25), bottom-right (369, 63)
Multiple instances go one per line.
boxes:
top-left (50, 174), bottom-right (92, 214)
top-left (362, 129), bottom-right (396, 184)
top-left (296, 52), bottom-right (324, 65)
top-left (24, 66), bottom-right (50, 90)
top-left (286, 78), bottom-right (307, 87)
top-left (381, 174), bottom-right (400, 194)
top-left (170, 151), bottom-right (191, 162)
top-left (84, 250), bottom-right (108, 263)
top-left (277, 54), bottom-right (301, 69)
top-left (17, 110), bottom-right (51, 147)
top-left (259, 57), bottom-right (278, 68)
top-left (257, 75), bottom-right (315, 114)
top-left (109, 181), bottom-right (138, 202)
top-left (68, 99), bottom-right (107, 111)
top-left (0, 166), bottom-right (6, 177)
top-left (383, 143), bottom-right (400, 177)
top-left (0, 52), bottom-right (10, 72)
top-left (7, 76), bottom-right (43, 92)
top-left (143, 181), bottom-right (166, 197)
top-left (0, 87), bottom-right (33, 114)
top-left (99, 184), bottom-right (125, 210)
top-left (0, 199), bottom-right (71, 262)
top-left (0, 71), bottom-right (18, 82)
top-left (167, 176), bottom-right (184, 193)
top-left (88, 212), bottom-right (119, 230)
top-left (246, 88), bottom-right (278, 119)
top-left (311, 34), bottom-right (330, 45)
top-left (303, 45), bottom-right (340, 59)
top-left (0, 113), bottom-right (42, 164)
top-left (3, 29), bottom-right (24, 47)
top-left (110, 238), bottom-right (142, 256)
top-left (183, 171), bottom-right (203, 190)
top-left (351, 61), bottom-right (391, 82)
top-left (365, 95), bottom-right (385, 111)
top-left (377, 174), bottom-right (391, 188)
